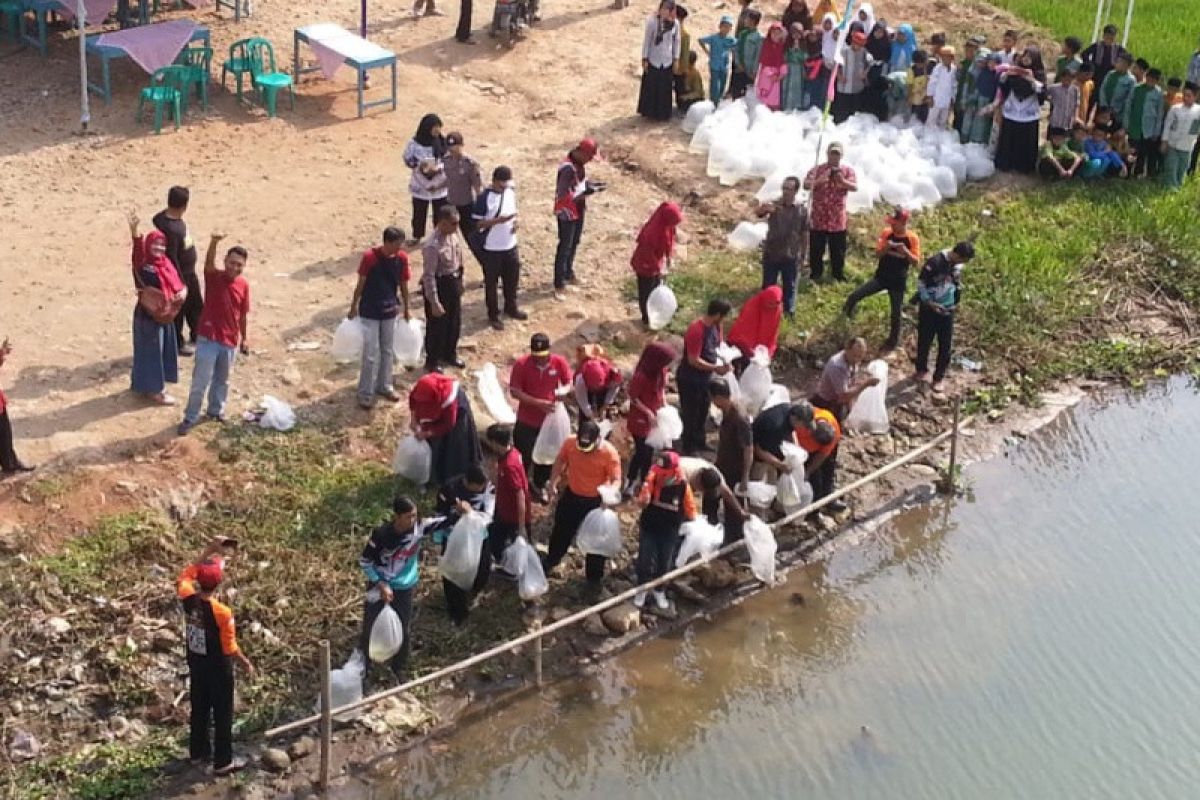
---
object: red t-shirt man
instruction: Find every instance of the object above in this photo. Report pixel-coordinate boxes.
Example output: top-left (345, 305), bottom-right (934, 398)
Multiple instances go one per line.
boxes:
top-left (493, 446), bottom-right (531, 531)
top-left (196, 271), bottom-right (250, 349)
top-left (508, 345), bottom-right (571, 429)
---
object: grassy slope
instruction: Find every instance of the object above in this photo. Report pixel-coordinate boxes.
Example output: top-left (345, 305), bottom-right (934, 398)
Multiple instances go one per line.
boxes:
top-left (990, 0), bottom-right (1199, 76)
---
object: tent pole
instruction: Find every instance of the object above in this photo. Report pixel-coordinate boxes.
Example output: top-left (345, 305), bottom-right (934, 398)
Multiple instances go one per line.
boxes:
top-left (78, 0), bottom-right (89, 132)
top-left (1091, 0), bottom-right (1105, 45)
top-left (360, 0), bottom-right (367, 37)
top-left (1121, 0), bottom-right (1134, 48)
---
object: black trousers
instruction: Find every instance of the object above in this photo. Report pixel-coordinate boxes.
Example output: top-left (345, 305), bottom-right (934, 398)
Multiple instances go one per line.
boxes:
top-left (809, 230), bottom-right (848, 282)
top-left (441, 536), bottom-right (491, 625)
top-left (174, 269), bottom-right (204, 346)
top-left (728, 68), bottom-right (751, 99)
top-left (1190, 136), bottom-right (1200, 176)
top-left (625, 436), bottom-right (653, 493)
top-left (0, 410), bottom-right (21, 472)
top-left (543, 488), bottom-right (606, 581)
top-left (636, 274), bottom-right (662, 325)
top-left (482, 247), bottom-right (521, 320)
top-left (810, 448), bottom-right (838, 502)
top-left (411, 197), bottom-right (448, 241)
top-left (358, 587), bottom-right (414, 677)
top-left (678, 379), bottom-right (711, 452)
top-left (1133, 138), bottom-right (1162, 178)
top-left (844, 276), bottom-right (906, 349)
top-left (189, 664), bottom-right (234, 768)
top-left (636, 521), bottom-right (680, 585)
top-left (709, 492), bottom-right (746, 545)
top-left (455, 0), bottom-right (472, 40)
top-left (456, 204), bottom-right (482, 264)
top-left (423, 274), bottom-right (462, 370)
top-left (513, 420), bottom-right (551, 490)
top-left (553, 213), bottom-right (585, 289)
top-left (915, 305), bottom-right (954, 382)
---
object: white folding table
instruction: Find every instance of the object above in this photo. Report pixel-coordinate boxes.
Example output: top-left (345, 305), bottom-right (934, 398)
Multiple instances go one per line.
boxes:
top-left (293, 23), bottom-right (397, 119)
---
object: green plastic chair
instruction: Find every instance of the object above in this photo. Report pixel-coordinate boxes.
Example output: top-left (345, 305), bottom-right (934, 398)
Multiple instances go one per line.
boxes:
top-left (175, 44), bottom-right (213, 111)
top-left (222, 37), bottom-right (262, 102)
top-left (247, 39), bottom-right (294, 118)
top-left (0, 0), bottom-right (21, 45)
top-left (137, 66), bottom-right (187, 134)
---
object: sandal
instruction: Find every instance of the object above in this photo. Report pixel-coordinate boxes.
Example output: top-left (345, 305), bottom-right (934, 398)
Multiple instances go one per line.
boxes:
top-left (154, 393), bottom-right (176, 406)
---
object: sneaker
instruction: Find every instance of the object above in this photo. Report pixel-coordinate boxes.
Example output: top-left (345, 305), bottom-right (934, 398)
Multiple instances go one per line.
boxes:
top-left (212, 758), bottom-right (246, 776)
top-left (553, 291), bottom-right (566, 302)
top-left (456, 36), bottom-right (477, 44)
top-left (177, 420), bottom-right (195, 436)
top-left (652, 589), bottom-right (670, 610)
top-left (632, 590), bottom-right (647, 608)
top-left (505, 308), bottom-right (529, 321)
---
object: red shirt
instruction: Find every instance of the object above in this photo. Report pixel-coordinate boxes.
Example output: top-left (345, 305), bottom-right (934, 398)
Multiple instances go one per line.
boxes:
top-left (630, 239), bottom-right (667, 278)
top-left (804, 163), bottom-right (855, 233)
top-left (625, 370), bottom-right (665, 438)
top-left (196, 272), bottom-right (250, 349)
top-left (508, 353), bottom-right (571, 428)
top-left (493, 447), bottom-right (531, 526)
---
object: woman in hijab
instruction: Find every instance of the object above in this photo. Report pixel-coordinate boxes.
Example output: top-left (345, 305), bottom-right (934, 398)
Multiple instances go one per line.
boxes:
top-left (781, 23), bottom-right (809, 111)
top-left (755, 23), bottom-right (789, 111)
top-left (633, 449), bottom-right (696, 611)
top-left (781, 0), bottom-right (812, 31)
top-left (408, 371), bottom-right (482, 488)
top-left (853, 3), bottom-right (875, 35)
top-left (623, 342), bottom-right (678, 498)
top-left (726, 286), bottom-right (784, 373)
top-left (573, 344), bottom-right (623, 422)
top-left (127, 212), bottom-right (186, 405)
top-left (402, 114), bottom-right (449, 243)
top-left (863, 21), bottom-right (892, 119)
top-left (994, 46), bottom-right (1047, 173)
top-left (630, 202), bottom-right (684, 327)
top-left (811, 0), bottom-right (837, 23)
top-left (890, 23), bottom-right (916, 71)
top-left (965, 52), bottom-right (1002, 144)
top-left (809, 13), bottom-right (839, 109)
top-left (639, 0), bottom-right (682, 122)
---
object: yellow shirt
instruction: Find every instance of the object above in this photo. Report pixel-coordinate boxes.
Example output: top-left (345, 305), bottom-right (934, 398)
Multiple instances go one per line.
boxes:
top-left (1078, 79), bottom-right (1094, 120)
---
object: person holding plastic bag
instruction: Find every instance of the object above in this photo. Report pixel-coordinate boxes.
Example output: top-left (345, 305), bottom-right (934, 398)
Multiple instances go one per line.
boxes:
top-left (794, 402), bottom-right (844, 516)
top-left (711, 378), bottom-right (753, 493)
top-left (508, 333), bottom-right (572, 501)
top-left (634, 451), bottom-right (696, 610)
top-left (543, 420), bottom-right (622, 599)
top-left (629, 202), bottom-right (684, 328)
top-left (811, 336), bottom-right (880, 423)
top-left (676, 299), bottom-right (733, 454)
top-left (680, 456), bottom-right (746, 544)
top-left (428, 465), bottom-right (494, 625)
top-left (408, 372), bottom-right (482, 488)
top-left (752, 401), bottom-right (814, 481)
top-left (358, 496), bottom-right (427, 681)
top-left (484, 424), bottom-right (530, 574)
top-left (726, 285), bottom-right (783, 376)
top-left (573, 344), bottom-right (623, 422)
top-left (623, 342), bottom-right (678, 500)
top-left (348, 226), bottom-right (410, 410)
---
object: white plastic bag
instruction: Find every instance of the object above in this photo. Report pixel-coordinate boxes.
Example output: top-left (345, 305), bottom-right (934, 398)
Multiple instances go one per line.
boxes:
top-left (646, 284), bottom-right (678, 331)
top-left (845, 359), bottom-right (890, 434)
top-left (714, 342), bottom-right (742, 365)
top-left (740, 346), bottom-right (773, 415)
top-left (646, 405), bottom-right (683, 450)
top-left (744, 480), bottom-right (777, 509)
top-left (392, 435), bottom-right (432, 485)
top-left (439, 512), bottom-right (489, 591)
top-left (597, 484), bottom-right (620, 507)
top-left (742, 516), bottom-right (777, 584)
top-left (675, 519), bottom-right (724, 567)
top-left (727, 221), bottom-right (768, 251)
top-left (577, 508), bottom-right (622, 558)
top-left (780, 441), bottom-right (809, 473)
top-left (475, 362), bottom-right (516, 425)
top-left (393, 318), bottom-right (424, 368)
top-left (259, 395), bottom-right (296, 431)
top-left (500, 536), bottom-right (527, 576)
top-left (331, 318), bottom-right (365, 363)
top-left (532, 402), bottom-right (571, 465)
top-left (776, 472), bottom-right (802, 510)
top-left (762, 383), bottom-right (790, 412)
top-left (317, 650), bottom-right (365, 721)
top-left (368, 605), bottom-right (404, 663)
top-left (517, 539), bottom-right (548, 601)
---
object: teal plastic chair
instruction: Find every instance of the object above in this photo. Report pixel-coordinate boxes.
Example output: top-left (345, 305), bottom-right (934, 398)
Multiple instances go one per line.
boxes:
top-left (0, 0), bottom-right (21, 45)
top-left (137, 66), bottom-right (187, 134)
top-left (247, 39), bottom-right (294, 118)
top-left (222, 38), bottom-right (261, 102)
top-left (175, 44), bottom-right (213, 111)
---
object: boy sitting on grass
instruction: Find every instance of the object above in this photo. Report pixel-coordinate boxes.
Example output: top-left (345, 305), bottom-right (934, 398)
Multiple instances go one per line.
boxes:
top-left (1037, 126), bottom-right (1083, 180)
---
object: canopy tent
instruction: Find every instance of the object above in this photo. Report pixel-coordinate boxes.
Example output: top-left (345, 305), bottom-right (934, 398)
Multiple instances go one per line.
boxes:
top-left (1092, 0), bottom-right (1137, 48)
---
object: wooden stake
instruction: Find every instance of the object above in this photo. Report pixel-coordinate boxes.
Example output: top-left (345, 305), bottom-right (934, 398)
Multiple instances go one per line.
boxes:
top-left (318, 640), bottom-right (332, 792)
top-left (533, 622), bottom-right (544, 688)
top-left (945, 397), bottom-right (962, 494)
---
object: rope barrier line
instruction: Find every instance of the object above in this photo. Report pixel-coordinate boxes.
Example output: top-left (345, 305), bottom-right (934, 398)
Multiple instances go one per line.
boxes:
top-left (265, 412), bottom-right (973, 739)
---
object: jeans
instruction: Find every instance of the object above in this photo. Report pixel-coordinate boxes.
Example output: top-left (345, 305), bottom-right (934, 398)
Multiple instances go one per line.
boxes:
top-left (482, 247), bottom-right (521, 319)
top-left (635, 521), bottom-right (680, 585)
top-left (709, 69), bottom-right (728, 103)
top-left (184, 337), bottom-right (236, 424)
top-left (636, 274), bottom-right (662, 325)
top-left (174, 269), bottom-right (204, 346)
top-left (357, 317), bottom-right (396, 403)
top-left (513, 420), bottom-right (551, 490)
top-left (358, 587), bottom-right (414, 678)
top-left (915, 305), bottom-right (954, 382)
top-left (761, 256), bottom-right (799, 315)
top-left (809, 230), bottom-right (848, 282)
top-left (553, 213), bottom-right (585, 289)
top-left (844, 276), bottom-right (906, 349)
top-left (678, 379), bottom-right (711, 452)
top-left (411, 197), bottom-right (448, 241)
top-left (543, 488), bottom-right (606, 581)
top-left (1162, 147), bottom-right (1191, 189)
top-left (189, 664), bottom-right (234, 769)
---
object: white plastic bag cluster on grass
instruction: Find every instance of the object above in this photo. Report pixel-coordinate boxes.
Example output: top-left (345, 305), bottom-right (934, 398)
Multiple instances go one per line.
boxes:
top-left (259, 395), bottom-right (296, 431)
top-left (740, 346), bottom-right (773, 416)
top-left (845, 359), bottom-right (890, 434)
top-left (532, 402), bottom-right (571, 465)
top-left (577, 508), bottom-right (623, 558)
top-left (475, 362), bottom-right (516, 424)
top-left (393, 318), bottom-right (424, 368)
top-left (331, 318), bottom-right (364, 363)
top-left (368, 605), bottom-right (404, 663)
top-left (742, 515), bottom-right (778, 584)
top-left (646, 405), bottom-right (684, 450)
top-left (675, 519), bottom-right (724, 567)
top-left (393, 434), bottom-right (432, 485)
top-left (686, 101), bottom-right (996, 230)
top-left (646, 284), bottom-right (678, 331)
top-left (439, 511), bottom-right (489, 591)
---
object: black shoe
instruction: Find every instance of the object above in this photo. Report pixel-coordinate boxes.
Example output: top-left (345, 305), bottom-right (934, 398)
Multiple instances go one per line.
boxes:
top-left (456, 36), bottom-right (477, 44)
top-left (1, 462), bottom-right (34, 475)
top-left (489, 317), bottom-right (505, 331)
top-left (827, 500), bottom-right (849, 515)
top-left (505, 308), bottom-right (528, 321)
top-left (447, 358), bottom-right (467, 369)
top-left (424, 363), bottom-right (443, 374)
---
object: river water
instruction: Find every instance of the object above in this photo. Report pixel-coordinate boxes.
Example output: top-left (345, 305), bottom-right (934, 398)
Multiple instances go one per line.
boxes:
top-left (379, 379), bottom-right (1200, 800)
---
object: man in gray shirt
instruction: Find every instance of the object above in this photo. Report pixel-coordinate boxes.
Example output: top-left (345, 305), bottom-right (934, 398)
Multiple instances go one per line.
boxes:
top-left (811, 336), bottom-right (879, 422)
top-left (421, 207), bottom-right (466, 372)
top-left (754, 175), bottom-right (808, 317)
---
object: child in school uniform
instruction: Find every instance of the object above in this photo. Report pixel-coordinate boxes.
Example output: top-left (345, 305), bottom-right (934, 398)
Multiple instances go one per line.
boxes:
top-left (1076, 64), bottom-right (1096, 124)
top-left (677, 51), bottom-right (706, 111)
top-left (699, 15), bottom-right (736, 103)
top-left (909, 49), bottom-right (931, 123)
top-left (1127, 67), bottom-right (1166, 177)
top-left (925, 46), bottom-right (958, 130)
top-left (730, 8), bottom-right (764, 99)
top-left (1083, 125), bottom-right (1128, 177)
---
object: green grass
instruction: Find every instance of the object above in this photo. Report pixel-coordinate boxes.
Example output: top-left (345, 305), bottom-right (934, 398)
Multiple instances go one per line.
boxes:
top-left (20, 734), bottom-right (177, 800)
top-left (990, 0), bottom-right (1199, 77)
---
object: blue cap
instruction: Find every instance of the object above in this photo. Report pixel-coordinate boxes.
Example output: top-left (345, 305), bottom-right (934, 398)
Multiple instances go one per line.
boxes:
top-left (719, 14), bottom-right (733, 25)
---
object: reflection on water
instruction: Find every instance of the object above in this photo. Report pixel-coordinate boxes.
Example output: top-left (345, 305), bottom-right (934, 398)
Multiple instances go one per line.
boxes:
top-left (380, 379), bottom-right (1200, 800)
